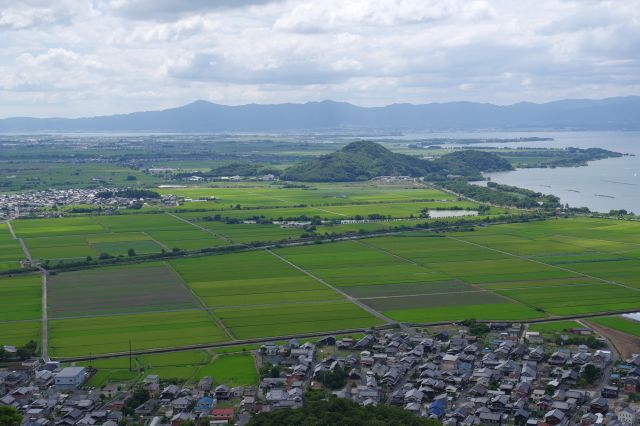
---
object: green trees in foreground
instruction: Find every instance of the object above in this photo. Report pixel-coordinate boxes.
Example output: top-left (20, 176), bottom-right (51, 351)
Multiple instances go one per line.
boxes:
top-left (0, 406), bottom-right (22, 426)
top-left (248, 390), bottom-right (441, 426)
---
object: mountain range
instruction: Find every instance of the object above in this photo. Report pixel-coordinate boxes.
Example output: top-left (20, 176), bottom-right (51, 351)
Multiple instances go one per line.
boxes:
top-left (1, 97), bottom-right (638, 132)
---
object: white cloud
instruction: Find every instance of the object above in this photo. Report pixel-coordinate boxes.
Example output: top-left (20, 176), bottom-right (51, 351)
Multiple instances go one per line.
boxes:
top-left (0, 0), bottom-right (638, 117)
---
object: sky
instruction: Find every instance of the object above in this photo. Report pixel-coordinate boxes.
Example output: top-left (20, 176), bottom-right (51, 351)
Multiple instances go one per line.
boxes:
top-left (0, 0), bottom-right (639, 118)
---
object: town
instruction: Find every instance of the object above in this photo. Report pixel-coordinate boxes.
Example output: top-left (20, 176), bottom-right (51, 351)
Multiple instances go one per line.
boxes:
top-left (2, 320), bottom-right (639, 425)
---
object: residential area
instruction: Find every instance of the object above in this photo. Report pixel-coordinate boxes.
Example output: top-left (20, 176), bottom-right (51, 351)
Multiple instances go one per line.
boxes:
top-left (2, 321), bottom-right (640, 425)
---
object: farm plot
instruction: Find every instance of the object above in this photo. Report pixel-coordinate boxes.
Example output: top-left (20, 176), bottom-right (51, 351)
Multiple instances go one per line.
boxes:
top-left (12, 216), bottom-right (105, 237)
top-left (0, 223), bottom-right (25, 270)
top-left (199, 223), bottom-right (303, 244)
top-left (0, 274), bottom-right (41, 321)
top-left (491, 280), bottom-right (640, 315)
top-left (216, 301), bottom-right (384, 339)
top-left (49, 310), bottom-right (228, 357)
top-left (0, 321), bottom-right (39, 348)
top-left (170, 251), bottom-right (344, 308)
top-left (48, 263), bottom-right (198, 318)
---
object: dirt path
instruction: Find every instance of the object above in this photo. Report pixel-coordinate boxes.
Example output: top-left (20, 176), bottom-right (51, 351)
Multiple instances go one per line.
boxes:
top-left (584, 320), bottom-right (640, 360)
top-left (6, 220), bottom-right (32, 263)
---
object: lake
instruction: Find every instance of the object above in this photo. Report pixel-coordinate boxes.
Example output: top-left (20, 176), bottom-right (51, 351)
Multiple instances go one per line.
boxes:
top-left (396, 131), bottom-right (640, 213)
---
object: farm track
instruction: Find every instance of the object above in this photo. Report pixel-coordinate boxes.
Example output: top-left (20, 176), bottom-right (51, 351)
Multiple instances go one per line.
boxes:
top-left (36, 265), bottom-right (49, 362)
top-left (54, 308), bottom-right (640, 363)
top-left (265, 249), bottom-right (397, 326)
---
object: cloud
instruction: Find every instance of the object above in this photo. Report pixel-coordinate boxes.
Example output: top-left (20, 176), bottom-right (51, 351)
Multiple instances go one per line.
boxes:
top-left (0, 1), bottom-right (72, 31)
top-left (0, 0), bottom-right (639, 117)
top-left (107, 0), bottom-right (283, 20)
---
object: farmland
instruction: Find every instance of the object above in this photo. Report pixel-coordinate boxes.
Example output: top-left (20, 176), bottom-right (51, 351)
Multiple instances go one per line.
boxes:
top-left (49, 310), bottom-right (228, 357)
top-left (3, 182), bottom-right (640, 360)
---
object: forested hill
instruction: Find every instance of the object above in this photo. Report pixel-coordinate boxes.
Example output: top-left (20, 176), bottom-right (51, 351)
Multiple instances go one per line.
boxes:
top-left (282, 141), bottom-right (444, 182)
top-left (282, 142), bottom-right (513, 182)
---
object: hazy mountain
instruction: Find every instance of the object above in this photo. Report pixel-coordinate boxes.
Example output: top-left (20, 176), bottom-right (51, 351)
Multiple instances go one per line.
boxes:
top-left (0, 97), bottom-right (638, 132)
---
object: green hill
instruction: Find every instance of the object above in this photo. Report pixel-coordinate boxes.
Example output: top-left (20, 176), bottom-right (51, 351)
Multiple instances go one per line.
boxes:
top-left (282, 141), bottom-right (444, 182)
top-left (436, 150), bottom-right (514, 177)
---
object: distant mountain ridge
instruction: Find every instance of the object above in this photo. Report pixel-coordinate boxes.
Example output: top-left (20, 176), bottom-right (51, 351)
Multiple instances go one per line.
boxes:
top-left (1, 97), bottom-right (639, 132)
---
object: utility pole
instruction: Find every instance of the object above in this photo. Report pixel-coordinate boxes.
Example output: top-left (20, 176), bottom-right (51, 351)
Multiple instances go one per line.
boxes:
top-left (129, 340), bottom-right (132, 372)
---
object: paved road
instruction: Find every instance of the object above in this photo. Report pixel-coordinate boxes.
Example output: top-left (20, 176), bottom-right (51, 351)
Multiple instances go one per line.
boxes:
top-left (5, 220), bottom-right (32, 263)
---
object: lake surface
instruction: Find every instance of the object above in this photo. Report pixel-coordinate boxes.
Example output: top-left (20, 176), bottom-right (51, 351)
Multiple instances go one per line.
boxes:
top-left (397, 131), bottom-right (640, 213)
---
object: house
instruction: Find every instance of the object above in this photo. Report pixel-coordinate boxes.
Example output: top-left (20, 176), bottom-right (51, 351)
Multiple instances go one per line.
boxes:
top-left (171, 412), bottom-right (196, 426)
top-left (590, 397), bottom-right (609, 414)
top-left (54, 367), bottom-right (86, 389)
top-left (478, 411), bottom-right (503, 425)
top-left (198, 376), bottom-right (213, 391)
top-left (194, 396), bottom-right (214, 413)
top-left (602, 386), bottom-right (619, 398)
top-left (212, 407), bottom-right (235, 422)
top-left (544, 409), bottom-right (565, 425)
top-left (171, 396), bottom-right (193, 411)
top-left (618, 407), bottom-right (638, 425)
top-left (216, 384), bottom-right (231, 400)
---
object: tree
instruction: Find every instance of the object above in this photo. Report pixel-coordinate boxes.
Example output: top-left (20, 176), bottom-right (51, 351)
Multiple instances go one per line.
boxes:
top-left (0, 406), bottom-right (23, 426)
top-left (583, 364), bottom-right (600, 385)
top-left (127, 248), bottom-right (136, 257)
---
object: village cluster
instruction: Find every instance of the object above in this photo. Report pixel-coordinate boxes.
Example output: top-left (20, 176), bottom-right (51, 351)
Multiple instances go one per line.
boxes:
top-left (2, 323), bottom-right (640, 425)
top-left (0, 189), bottom-right (178, 219)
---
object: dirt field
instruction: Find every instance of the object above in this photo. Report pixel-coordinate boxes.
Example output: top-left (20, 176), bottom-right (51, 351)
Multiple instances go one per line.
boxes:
top-left (585, 320), bottom-right (640, 360)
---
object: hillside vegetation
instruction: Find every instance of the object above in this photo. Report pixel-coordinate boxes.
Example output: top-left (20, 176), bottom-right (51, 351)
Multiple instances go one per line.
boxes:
top-left (282, 141), bottom-right (511, 182)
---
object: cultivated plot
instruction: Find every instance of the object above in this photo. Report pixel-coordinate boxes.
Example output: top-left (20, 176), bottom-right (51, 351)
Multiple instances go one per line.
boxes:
top-left (48, 263), bottom-right (198, 318)
top-left (49, 310), bottom-right (228, 357)
top-left (0, 274), bottom-right (41, 321)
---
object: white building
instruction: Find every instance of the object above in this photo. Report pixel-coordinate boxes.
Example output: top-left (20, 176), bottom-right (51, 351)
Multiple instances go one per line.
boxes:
top-left (54, 367), bottom-right (86, 389)
top-left (619, 407), bottom-right (638, 425)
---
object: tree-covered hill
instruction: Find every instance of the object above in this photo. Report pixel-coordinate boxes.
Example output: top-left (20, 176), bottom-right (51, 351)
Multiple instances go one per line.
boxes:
top-left (282, 141), bottom-right (514, 182)
top-left (248, 391), bottom-right (441, 426)
top-left (282, 141), bottom-right (445, 182)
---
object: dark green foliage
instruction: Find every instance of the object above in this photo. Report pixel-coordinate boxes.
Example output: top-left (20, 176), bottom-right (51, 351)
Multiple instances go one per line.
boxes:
top-left (248, 390), bottom-right (441, 426)
top-left (0, 406), bottom-right (22, 426)
top-left (582, 364), bottom-right (601, 385)
top-left (461, 319), bottom-right (490, 336)
top-left (96, 189), bottom-right (160, 199)
top-left (0, 340), bottom-right (38, 361)
top-left (441, 180), bottom-right (561, 209)
top-left (208, 163), bottom-right (281, 177)
top-left (316, 366), bottom-right (347, 390)
top-left (123, 386), bottom-right (150, 415)
top-left (436, 150), bottom-right (513, 176)
top-left (283, 141), bottom-right (444, 182)
top-left (554, 335), bottom-right (606, 349)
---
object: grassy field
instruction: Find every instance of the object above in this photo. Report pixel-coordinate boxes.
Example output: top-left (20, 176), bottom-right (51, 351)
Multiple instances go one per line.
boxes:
top-left (49, 310), bottom-right (228, 357)
top-left (0, 223), bottom-right (25, 270)
top-left (0, 274), bottom-right (41, 321)
top-left (0, 321), bottom-right (40, 347)
top-left (197, 354), bottom-right (258, 386)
